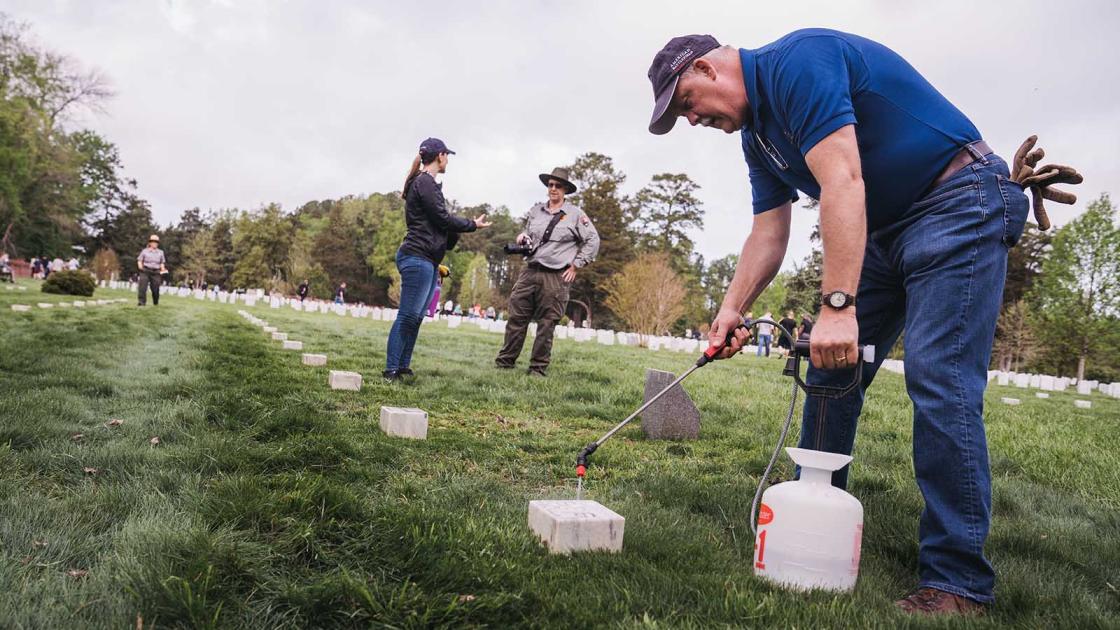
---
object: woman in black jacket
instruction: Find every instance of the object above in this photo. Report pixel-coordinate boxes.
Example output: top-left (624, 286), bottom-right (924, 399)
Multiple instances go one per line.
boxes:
top-left (385, 138), bottom-right (490, 382)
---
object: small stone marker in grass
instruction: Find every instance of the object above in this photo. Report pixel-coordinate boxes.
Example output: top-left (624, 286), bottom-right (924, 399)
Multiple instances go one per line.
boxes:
top-left (73, 301), bottom-right (85, 307)
top-left (528, 500), bottom-right (625, 554)
top-left (11, 304), bottom-right (30, 312)
top-left (271, 332), bottom-right (288, 341)
top-left (282, 340), bottom-right (303, 350)
top-left (302, 353), bottom-right (327, 366)
top-left (37, 303), bottom-right (53, 308)
top-left (329, 370), bottom-right (362, 391)
top-left (379, 406), bottom-right (428, 439)
top-left (1074, 400), bottom-right (1092, 409)
top-left (263, 326), bottom-right (277, 333)
top-left (1036, 393), bottom-right (1050, 399)
top-left (1001, 397), bottom-right (1020, 405)
top-left (641, 369), bottom-right (700, 440)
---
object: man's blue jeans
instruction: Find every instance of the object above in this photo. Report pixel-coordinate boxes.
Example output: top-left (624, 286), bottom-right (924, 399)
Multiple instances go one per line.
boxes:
top-left (797, 156), bottom-right (1028, 603)
top-left (756, 334), bottom-right (772, 357)
top-left (385, 251), bottom-right (438, 373)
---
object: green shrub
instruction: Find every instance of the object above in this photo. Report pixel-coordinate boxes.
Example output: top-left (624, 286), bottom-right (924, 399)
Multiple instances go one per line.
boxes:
top-left (41, 270), bottom-right (96, 296)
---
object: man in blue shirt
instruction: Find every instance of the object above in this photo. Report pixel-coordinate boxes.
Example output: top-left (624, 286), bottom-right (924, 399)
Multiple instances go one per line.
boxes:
top-left (648, 30), bottom-right (1031, 614)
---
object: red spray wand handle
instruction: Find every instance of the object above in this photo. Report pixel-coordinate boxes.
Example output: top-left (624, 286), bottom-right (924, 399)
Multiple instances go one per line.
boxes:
top-left (696, 317), bottom-right (752, 367)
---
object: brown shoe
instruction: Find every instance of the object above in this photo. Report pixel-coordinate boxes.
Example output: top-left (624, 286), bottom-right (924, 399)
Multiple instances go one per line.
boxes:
top-left (895, 587), bottom-right (987, 615)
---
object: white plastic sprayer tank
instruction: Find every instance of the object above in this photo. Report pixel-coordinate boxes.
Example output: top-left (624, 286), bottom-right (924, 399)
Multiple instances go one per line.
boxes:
top-left (753, 447), bottom-right (863, 592)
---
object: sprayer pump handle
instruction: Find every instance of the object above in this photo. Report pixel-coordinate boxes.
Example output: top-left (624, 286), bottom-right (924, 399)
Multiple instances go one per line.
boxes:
top-left (792, 340), bottom-right (875, 364)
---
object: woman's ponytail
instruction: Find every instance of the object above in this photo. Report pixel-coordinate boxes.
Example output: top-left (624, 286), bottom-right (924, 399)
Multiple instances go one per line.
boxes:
top-left (402, 154), bottom-right (422, 198)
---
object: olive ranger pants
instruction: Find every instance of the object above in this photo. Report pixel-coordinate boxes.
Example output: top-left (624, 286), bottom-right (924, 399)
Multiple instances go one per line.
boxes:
top-left (495, 266), bottom-right (570, 372)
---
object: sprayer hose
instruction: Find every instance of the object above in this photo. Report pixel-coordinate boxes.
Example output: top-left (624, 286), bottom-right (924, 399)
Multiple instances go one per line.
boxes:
top-left (743, 317), bottom-right (801, 537)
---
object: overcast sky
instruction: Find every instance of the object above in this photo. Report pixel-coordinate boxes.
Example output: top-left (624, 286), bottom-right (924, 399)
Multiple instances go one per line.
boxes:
top-left (8, 0), bottom-right (1119, 269)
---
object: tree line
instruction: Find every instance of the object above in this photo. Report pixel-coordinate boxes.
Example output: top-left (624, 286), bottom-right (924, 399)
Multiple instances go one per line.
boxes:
top-left (3, 13), bottom-right (1117, 380)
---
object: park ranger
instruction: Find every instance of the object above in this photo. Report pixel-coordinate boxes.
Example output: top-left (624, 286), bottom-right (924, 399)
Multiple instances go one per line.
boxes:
top-left (495, 167), bottom-right (600, 376)
top-left (136, 234), bottom-right (166, 306)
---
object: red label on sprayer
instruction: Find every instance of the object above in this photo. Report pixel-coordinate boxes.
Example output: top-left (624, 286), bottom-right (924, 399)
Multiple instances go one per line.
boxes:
top-left (758, 503), bottom-right (774, 525)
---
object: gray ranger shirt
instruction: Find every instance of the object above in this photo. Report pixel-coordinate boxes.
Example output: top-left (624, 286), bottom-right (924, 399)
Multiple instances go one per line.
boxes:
top-left (137, 247), bottom-right (165, 270)
top-left (522, 201), bottom-right (600, 270)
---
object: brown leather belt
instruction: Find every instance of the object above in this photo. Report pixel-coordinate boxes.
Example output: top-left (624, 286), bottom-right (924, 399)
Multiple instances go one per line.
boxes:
top-left (930, 140), bottom-right (993, 190)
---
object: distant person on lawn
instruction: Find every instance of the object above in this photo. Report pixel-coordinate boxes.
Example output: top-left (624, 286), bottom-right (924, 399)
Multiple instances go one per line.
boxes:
top-left (385, 137), bottom-right (491, 383)
top-left (298, 279), bottom-right (309, 302)
top-left (334, 282), bottom-right (347, 304)
top-left (136, 234), bottom-right (166, 306)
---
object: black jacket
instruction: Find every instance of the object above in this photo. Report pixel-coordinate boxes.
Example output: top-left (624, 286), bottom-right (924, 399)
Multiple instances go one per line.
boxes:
top-left (400, 172), bottom-right (476, 264)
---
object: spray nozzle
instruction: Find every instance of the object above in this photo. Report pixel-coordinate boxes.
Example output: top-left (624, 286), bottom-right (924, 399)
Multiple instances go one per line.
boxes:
top-left (576, 442), bottom-right (598, 471)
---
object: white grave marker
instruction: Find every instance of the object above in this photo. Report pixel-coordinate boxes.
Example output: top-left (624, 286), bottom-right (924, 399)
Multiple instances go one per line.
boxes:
top-left (282, 340), bottom-right (303, 350)
top-left (528, 500), bottom-right (625, 555)
top-left (302, 353), bottom-right (327, 366)
top-left (379, 406), bottom-right (428, 439)
top-left (329, 370), bottom-right (362, 391)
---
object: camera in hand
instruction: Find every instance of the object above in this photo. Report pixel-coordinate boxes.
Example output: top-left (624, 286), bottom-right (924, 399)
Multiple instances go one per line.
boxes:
top-left (503, 237), bottom-right (535, 257)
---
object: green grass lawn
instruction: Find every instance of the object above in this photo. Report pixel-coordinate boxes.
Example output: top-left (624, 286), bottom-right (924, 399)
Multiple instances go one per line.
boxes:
top-left (1, 279), bottom-right (1118, 629)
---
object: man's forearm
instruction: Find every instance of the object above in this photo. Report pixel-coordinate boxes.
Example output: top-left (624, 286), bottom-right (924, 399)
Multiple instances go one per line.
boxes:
top-left (819, 180), bottom-right (866, 295)
top-left (720, 226), bottom-right (786, 315)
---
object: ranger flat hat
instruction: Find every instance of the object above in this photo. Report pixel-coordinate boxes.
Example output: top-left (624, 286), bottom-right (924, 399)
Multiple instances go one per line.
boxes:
top-left (538, 167), bottom-right (577, 195)
top-left (148, 234), bottom-right (160, 243)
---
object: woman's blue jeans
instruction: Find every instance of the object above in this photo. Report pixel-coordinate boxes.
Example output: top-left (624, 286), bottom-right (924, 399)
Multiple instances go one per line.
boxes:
top-left (796, 156), bottom-right (1028, 603)
top-left (385, 251), bottom-right (438, 372)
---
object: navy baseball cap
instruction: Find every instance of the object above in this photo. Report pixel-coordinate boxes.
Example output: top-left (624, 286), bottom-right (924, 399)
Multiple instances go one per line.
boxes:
top-left (647, 34), bottom-right (720, 135)
top-left (419, 137), bottom-right (455, 159)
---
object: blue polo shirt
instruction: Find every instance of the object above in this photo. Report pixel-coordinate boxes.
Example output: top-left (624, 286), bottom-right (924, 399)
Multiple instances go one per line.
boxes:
top-left (740, 29), bottom-right (981, 231)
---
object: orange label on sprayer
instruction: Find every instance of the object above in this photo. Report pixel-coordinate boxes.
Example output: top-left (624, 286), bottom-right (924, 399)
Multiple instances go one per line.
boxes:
top-left (758, 503), bottom-right (773, 525)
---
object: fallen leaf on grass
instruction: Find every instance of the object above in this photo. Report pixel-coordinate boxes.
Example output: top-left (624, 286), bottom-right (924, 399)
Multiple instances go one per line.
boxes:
top-left (149, 436), bottom-right (161, 446)
top-left (71, 433), bottom-right (84, 442)
top-left (457, 594), bottom-right (476, 603)
top-left (32, 540), bottom-right (47, 549)
top-left (82, 467), bottom-right (99, 475)
top-left (19, 556), bottom-right (32, 565)
top-left (105, 419), bottom-right (123, 428)
top-left (66, 569), bottom-right (89, 579)
top-left (495, 414), bottom-right (506, 425)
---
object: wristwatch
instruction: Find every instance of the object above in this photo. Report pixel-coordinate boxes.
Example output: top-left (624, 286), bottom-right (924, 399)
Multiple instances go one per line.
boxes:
top-left (821, 291), bottom-right (856, 310)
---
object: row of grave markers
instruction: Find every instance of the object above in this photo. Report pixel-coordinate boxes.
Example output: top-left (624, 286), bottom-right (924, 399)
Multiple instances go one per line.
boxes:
top-left (236, 309), bottom-right (430, 440)
top-left (156, 285), bottom-right (1120, 402)
top-left (10, 298), bottom-right (128, 312)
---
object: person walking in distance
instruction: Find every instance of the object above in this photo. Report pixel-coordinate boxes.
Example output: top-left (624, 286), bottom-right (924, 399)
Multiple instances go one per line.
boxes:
top-left (495, 167), bottom-right (600, 376)
top-left (298, 279), bottom-right (309, 302)
top-left (136, 234), bottom-right (166, 306)
top-left (755, 312), bottom-right (774, 357)
top-left (778, 310), bottom-right (798, 357)
top-left (646, 29), bottom-right (1037, 613)
top-left (385, 138), bottom-right (491, 382)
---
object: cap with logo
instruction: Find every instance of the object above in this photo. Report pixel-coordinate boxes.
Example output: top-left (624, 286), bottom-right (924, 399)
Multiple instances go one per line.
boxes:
top-left (647, 34), bottom-right (721, 135)
top-left (418, 137), bottom-right (456, 160)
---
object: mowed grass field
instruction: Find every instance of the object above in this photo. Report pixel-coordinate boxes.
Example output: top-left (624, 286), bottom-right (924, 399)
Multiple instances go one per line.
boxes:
top-left (1, 280), bottom-right (1117, 629)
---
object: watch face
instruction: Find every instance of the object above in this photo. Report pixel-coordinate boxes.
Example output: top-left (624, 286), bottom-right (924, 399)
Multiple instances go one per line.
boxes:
top-left (829, 292), bottom-right (846, 308)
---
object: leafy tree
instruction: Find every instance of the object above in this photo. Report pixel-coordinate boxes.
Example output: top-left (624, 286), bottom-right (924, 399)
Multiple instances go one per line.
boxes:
top-left (0, 14), bottom-right (112, 257)
top-left (1029, 194), bottom-right (1120, 380)
top-left (993, 299), bottom-right (1036, 372)
top-left (565, 152), bottom-right (633, 327)
top-left (208, 211), bottom-right (237, 288)
top-left (180, 229), bottom-right (221, 287)
top-left (161, 207), bottom-right (207, 273)
top-left (702, 253), bottom-right (738, 320)
top-left (230, 204), bottom-right (293, 291)
top-left (633, 172), bottom-right (704, 271)
top-left (457, 253), bottom-right (492, 310)
top-left (91, 198), bottom-right (156, 277)
top-left (605, 252), bottom-right (687, 342)
top-left (89, 247), bottom-right (118, 282)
